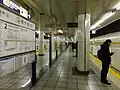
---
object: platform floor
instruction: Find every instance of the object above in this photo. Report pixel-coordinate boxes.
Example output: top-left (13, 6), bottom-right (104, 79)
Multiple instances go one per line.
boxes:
top-left (32, 48), bottom-right (120, 90)
top-left (0, 64), bottom-right (31, 90)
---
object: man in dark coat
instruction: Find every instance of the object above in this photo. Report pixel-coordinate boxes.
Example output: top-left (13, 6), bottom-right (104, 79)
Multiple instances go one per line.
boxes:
top-left (100, 39), bottom-right (114, 85)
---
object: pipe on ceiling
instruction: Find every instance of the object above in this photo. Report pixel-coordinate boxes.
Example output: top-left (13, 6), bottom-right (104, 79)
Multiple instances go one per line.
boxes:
top-left (49, 0), bottom-right (57, 25)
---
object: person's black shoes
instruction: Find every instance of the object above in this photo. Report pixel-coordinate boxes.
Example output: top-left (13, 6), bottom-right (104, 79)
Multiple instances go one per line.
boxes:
top-left (101, 80), bottom-right (111, 85)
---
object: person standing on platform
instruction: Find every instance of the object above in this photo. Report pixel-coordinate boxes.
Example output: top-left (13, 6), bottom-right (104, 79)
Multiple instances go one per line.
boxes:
top-left (99, 39), bottom-right (114, 85)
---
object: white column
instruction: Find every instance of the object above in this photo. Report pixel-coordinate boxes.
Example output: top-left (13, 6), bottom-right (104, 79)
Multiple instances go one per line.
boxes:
top-left (77, 14), bottom-right (90, 72)
top-left (38, 16), bottom-right (44, 55)
top-left (36, 16), bottom-right (44, 73)
top-left (39, 31), bottom-right (44, 55)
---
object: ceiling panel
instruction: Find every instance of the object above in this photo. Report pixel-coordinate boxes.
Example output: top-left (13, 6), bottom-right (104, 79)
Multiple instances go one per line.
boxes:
top-left (15, 0), bottom-right (120, 33)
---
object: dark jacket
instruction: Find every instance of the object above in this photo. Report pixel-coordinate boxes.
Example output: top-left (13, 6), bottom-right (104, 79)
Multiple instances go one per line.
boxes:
top-left (100, 43), bottom-right (113, 63)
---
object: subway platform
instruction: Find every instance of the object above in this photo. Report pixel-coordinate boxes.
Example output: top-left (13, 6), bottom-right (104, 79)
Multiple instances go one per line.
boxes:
top-left (32, 48), bottom-right (120, 90)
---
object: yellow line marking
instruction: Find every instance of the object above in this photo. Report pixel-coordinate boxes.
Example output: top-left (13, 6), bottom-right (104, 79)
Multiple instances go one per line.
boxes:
top-left (112, 42), bottom-right (120, 44)
top-left (90, 53), bottom-right (120, 79)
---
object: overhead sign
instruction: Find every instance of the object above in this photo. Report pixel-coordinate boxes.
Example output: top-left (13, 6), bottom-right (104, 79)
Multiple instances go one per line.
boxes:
top-left (0, 0), bottom-right (31, 20)
top-left (9, 0), bottom-right (20, 13)
top-left (20, 6), bottom-right (28, 18)
top-left (3, 0), bottom-right (9, 7)
top-left (67, 22), bottom-right (78, 28)
top-left (0, 7), bottom-right (35, 58)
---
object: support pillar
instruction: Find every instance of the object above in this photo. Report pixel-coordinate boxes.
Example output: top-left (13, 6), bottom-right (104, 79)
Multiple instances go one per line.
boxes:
top-left (39, 16), bottom-right (44, 56)
top-left (36, 15), bottom-right (45, 79)
top-left (49, 34), bottom-right (52, 68)
top-left (77, 14), bottom-right (90, 73)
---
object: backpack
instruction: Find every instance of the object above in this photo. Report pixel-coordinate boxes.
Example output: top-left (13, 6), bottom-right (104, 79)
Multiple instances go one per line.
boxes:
top-left (97, 49), bottom-right (102, 60)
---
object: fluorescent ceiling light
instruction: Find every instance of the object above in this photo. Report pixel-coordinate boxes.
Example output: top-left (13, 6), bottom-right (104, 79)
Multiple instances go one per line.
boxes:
top-left (90, 20), bottom-right (104, 30)
top-left (113, 3), bottom-right (120, 10)
top-left (102, 12), bottom-right (115, 20)
top-left (90, 12), bottom-right (115, 30)
top-left (58, 30), bottom-right (63, 33)
top-left (116, 6), bottom-right (120, 10)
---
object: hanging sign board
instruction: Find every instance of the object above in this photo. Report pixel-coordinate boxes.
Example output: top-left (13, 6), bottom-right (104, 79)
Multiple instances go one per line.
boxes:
top-left (0, 6), bottom-right (35, 58)
top-left (0, 0), bottom-right (31, 20)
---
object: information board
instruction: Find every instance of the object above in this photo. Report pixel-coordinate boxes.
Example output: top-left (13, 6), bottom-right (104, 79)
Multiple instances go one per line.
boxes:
top-left (0, 7), bottom-right (35, 58)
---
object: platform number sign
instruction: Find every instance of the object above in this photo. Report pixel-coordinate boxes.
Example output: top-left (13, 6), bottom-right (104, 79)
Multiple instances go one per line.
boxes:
top-left (4, 23), bottom-right (7, 29)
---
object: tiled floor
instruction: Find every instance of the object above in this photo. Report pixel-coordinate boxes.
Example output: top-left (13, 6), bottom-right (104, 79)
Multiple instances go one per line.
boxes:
top-left (32, 48), bottom-right (120, 90)
top-left (0, 64), bottom-right (32, 90)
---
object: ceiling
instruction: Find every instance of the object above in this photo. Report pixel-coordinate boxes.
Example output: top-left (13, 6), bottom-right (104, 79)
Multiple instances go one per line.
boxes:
top-left (15, 0), bottom-right (120, 32)
top-left (30, 0), bottom-right (115, 25)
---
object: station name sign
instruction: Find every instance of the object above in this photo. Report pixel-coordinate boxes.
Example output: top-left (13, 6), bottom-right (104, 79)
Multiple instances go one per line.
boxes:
top-left (0, 0), bottom-right (31, 20)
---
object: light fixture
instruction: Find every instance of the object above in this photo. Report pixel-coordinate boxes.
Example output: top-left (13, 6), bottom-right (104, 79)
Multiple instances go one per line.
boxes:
top-left (90, 20), bottom-right (104, 30)
top-left (101, 12), bottom-right (115, 20)
top-left (58, 30), bottom-right (63, 33)
top-left (113, 3), bottom-right (120, 10)
top-left (48, 35), bottom-right (50, 37)
top-left (116, 6), bottom-right (120, 10)
top-left (43, 32), bottom-right (45, 35)
top-left (91, 30), bottom-right (96, 34)
top-left (90, 11), bottom-right (115, 30)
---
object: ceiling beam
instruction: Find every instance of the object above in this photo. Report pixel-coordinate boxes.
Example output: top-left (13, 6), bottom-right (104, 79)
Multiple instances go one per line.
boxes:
top-left (22, 0), bottom-right (43, 15)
